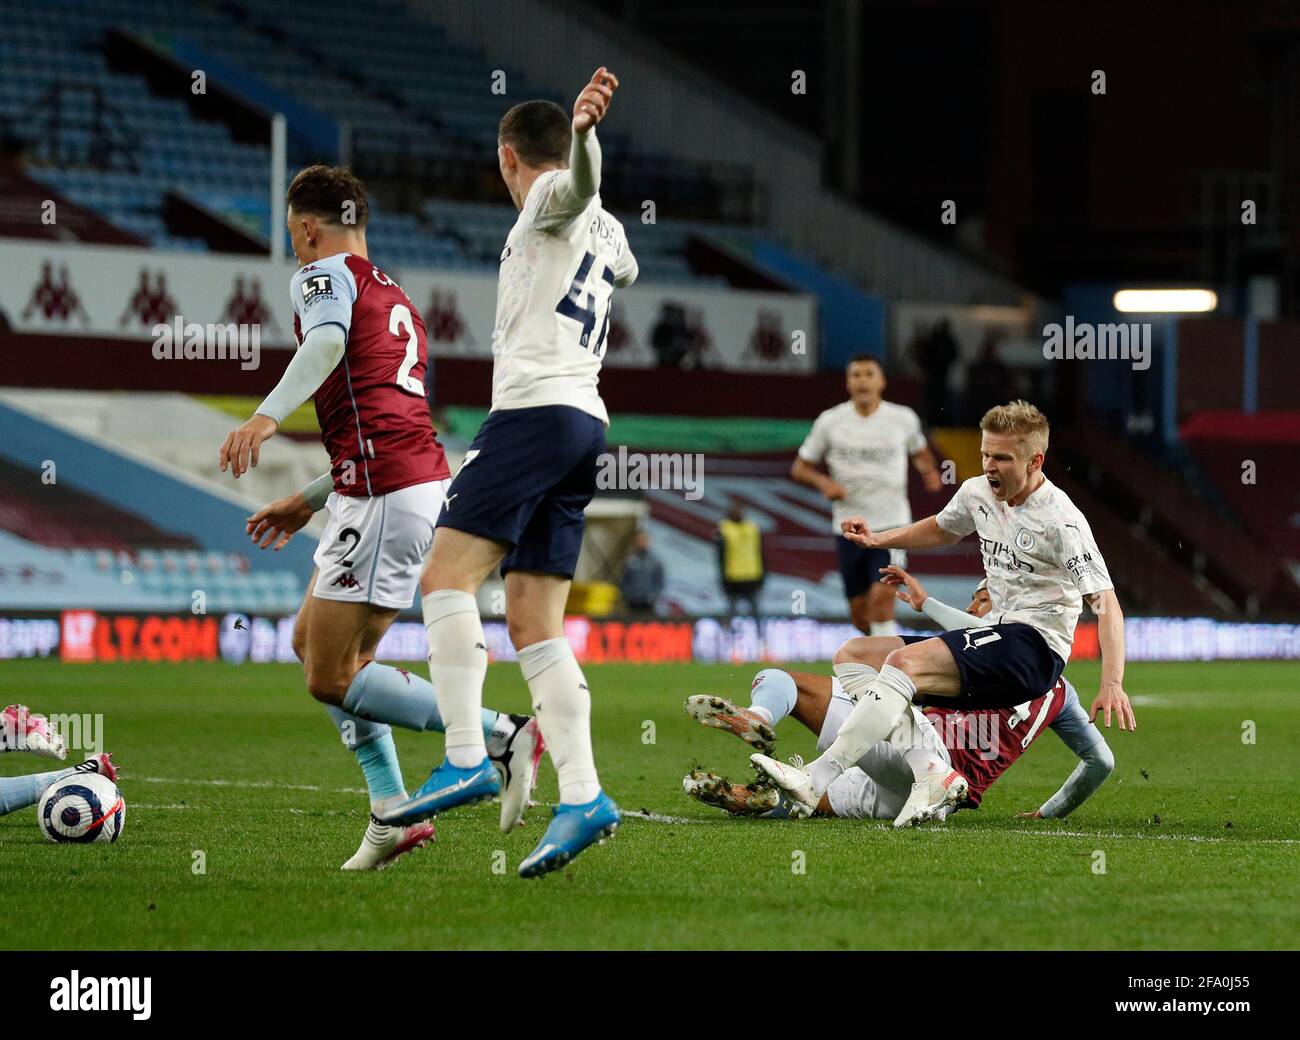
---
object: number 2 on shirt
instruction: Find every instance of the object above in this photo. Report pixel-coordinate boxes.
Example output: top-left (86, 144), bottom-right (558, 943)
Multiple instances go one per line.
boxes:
top-left (556, 251), bottom-right (615, 357)
top-left (390, 304), bottom-right (424, 395)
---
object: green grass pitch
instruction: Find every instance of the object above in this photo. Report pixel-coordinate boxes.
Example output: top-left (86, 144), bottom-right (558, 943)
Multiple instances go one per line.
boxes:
top-left (2, 658), bottom-right (1297, 950)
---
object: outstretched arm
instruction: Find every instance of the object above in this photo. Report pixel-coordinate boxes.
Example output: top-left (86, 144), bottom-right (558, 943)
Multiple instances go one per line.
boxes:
top-left (879, 564), bottom-right (982, 630)
top-left (545, 68), bottom-right (619, 217)
top-left (1019, 686), bottom-right (1115, 819)
top-left (1030, 740), bottom-right (1115, 819)
top-left (842, 514), bottom-right (960, 550)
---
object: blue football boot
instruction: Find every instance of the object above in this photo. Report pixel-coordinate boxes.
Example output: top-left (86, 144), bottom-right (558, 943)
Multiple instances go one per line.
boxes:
top-left (518, 790), bottom-right (620, 879)
top-left (378, 756), bottom-right (500, 826)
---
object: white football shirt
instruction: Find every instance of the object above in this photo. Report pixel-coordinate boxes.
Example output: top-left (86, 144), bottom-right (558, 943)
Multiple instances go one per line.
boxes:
top-left (935, 475), bottom-right (1113, 663)
top-left (490, 166), bottom-right (637, 425)
top-left (798, 400), bottom-right (927, 532)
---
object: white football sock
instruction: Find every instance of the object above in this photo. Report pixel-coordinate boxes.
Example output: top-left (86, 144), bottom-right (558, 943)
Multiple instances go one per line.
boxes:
top-left (833, 660), bottom-right (879, 703)
top-left (518, 637), bottom-right (600, 805)
top-left (869, 620), bottom-right (898, 637)
top-left (422, 589), bottom-right (488, 769)
top-left (892, 709), bottom-right (950, 779)
top-left (816, 664), bottom-right (915, 789)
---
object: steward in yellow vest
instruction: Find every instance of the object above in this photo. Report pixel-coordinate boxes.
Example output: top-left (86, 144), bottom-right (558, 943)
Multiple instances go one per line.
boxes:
top-left (715, 502), bottom-right (765, 616)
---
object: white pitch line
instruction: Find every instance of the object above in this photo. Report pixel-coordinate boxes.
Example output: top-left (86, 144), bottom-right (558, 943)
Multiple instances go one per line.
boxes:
top-left (128, 777), bottom-right (1300, 845)
top-left (136, 776), bottom-right (367, 795)
top-left (622, 810), bottom-right (712, 825)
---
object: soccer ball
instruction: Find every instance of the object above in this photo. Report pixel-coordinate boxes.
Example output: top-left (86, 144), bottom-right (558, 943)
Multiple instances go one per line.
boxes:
top-left (37, 773), bottom-right (125, 844)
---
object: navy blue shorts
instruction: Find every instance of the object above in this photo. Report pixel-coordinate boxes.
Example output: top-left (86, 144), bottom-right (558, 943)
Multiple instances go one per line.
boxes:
top-left (437, 405), bottom-right (605, 579)
top-left (932, 622), bottom-right (1065, 709)
top-left (836, 539), bottom-right (892, 599)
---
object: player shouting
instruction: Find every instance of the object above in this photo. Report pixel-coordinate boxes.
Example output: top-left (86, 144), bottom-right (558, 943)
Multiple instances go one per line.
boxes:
top-left (753, 400), bottom-right (1136, 821)
top-left (381, 68), bottom-right (638, 879)
top-left (219, 165), bottom-right (542, 870)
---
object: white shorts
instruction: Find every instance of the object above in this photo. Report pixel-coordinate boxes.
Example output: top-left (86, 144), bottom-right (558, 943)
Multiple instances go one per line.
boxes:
top-left (312, 479), bottom-right (448, 610)
top-left (817, 680), bottom-right (952, 820)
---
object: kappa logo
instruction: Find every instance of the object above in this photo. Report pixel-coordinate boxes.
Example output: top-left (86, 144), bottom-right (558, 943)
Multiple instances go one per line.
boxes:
top-left (330, 574), bottom-right (362, 590)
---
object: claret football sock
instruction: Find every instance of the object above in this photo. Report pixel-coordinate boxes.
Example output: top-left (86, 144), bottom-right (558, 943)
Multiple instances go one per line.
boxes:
top-left (422, 589), bottom-right (489, 768)
top-left (817, 664), bottom-right (915, 788)
top-left (748, 668), bottom-right (798, 726)
top-left (324, 705), bottom-right (404, 806)
top-left (518, 637), bottom-right (600, 805)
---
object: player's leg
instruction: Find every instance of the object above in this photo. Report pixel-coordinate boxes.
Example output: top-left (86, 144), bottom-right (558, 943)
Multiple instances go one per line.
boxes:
top-left (1, 704), bottom-right (67, 759)
top-left (684, 668), bottom-right (833, 751)
top-left (752, 636), bottom-right (960, 812)
top-left (347, 608), bottom-right (543, 833)
top-left (504, 410), bottom-right (620, 878)
top-left (377, 528), bottom-right (507, 827)
top-left (864, 581), bottom-right (898, 636)
top-left (888, 706), bottom-right (968, 828)
top-left (0, 753), bottom-right (117, 817)
top-left (293, 587), bottom-right (432, 869)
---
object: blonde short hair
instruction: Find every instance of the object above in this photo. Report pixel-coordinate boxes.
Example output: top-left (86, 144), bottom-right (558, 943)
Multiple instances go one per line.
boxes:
top-left (980, 400), bottom-right (1050, 459)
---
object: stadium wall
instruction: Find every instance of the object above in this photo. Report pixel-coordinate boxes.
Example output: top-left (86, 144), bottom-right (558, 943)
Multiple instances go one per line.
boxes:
top-left (0, 237), bottom-right (816, 374)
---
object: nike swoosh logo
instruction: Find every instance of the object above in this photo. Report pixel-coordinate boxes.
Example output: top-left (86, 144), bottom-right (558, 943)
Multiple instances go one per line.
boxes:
top-left (426, 773), bottom-right (486, 800)
top-left (584, 804), bottom-right (603, 819)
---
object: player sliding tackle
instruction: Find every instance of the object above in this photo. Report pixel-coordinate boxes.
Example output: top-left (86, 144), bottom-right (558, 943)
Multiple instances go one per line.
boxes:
top-left (685, 573), bottom-right (1116, 823)
top-left (753, 400), bottom-right (1136, 822)
top-left (0, 704), bottom-right (118, 818)
top-left (381, 68), bottom-right (638, 879)
top-left (218, 166), bottom-right (543, 871)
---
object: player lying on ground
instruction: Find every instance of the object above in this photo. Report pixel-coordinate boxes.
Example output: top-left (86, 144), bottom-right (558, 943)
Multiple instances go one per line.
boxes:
top-left (380, 68), bottom-right (638, 879)
top-left (684, 575), bottom-right (1114, 824)
top-left (753, 400), bottom-right (1137, 823)
top-left (1, 704), bottom-right (117, 819)
top-left (219, 165), bottom-right (542, 871)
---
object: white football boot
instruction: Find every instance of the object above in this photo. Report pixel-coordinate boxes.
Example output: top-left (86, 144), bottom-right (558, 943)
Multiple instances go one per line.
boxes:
top-left (684, 695), bottom-right (776, 754)
top-left (341, 814), bottom-right (436, 871)
top-left (749, 754), bottom-right (817, 819)
top-left (892, 767), bottom-right (969, 829)
top-left (495, 716), bottom-right (545, 833)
